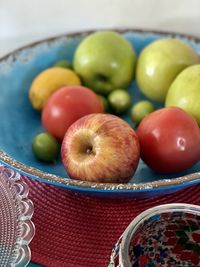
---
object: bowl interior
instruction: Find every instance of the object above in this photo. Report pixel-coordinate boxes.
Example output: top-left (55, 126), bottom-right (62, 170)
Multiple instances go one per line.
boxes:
top-left (0, 30), bottom-right (200, 190)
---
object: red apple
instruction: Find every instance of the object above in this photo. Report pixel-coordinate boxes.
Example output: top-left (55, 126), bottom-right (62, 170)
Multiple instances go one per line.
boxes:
top-left (61, 114), bottom-right (140, 183)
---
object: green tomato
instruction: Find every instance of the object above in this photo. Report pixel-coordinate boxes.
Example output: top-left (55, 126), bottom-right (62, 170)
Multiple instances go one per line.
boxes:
top-left (98, 95), bottom-right (110, 112)
top-left (108, 89), bottom-right (132, 114)
top-left (54, 60), bottom-right (73, 69)
top-left (131, 100), bottom-right (155, 124)
top-left (32, 132), bottom-right (59, 162)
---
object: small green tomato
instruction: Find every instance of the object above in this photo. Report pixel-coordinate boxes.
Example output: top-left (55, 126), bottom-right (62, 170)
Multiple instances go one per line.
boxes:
top-left (32, 132), bottom-right (59, 162)
top-left (131, 100), bottom-right (155, 124)
top-left (98, 95), bottom-right (110, 112)
top-left (54, 60), bottom-right (73, 69)
top-left (108, 89), bottom-right (132, 114)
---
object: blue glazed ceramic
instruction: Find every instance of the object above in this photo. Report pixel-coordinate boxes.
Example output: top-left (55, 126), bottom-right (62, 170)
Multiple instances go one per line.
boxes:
top-left (0, 29), bottom-right (200, 197)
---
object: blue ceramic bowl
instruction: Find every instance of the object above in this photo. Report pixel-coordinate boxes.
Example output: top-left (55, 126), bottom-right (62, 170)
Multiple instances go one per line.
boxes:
top-left (0, 29), bottom-right (200, 197)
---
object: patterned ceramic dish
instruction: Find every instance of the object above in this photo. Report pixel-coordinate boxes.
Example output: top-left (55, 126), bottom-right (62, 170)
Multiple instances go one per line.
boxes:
top-left (0, 165), bottom-right (35, 267)
top-left (109, 203), bottom-right (200, 267)
top-left (0, 29), bottom-right (200, 197)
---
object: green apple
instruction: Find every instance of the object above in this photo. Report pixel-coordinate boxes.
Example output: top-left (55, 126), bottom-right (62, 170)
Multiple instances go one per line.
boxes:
top-left (136, 38), bottom-right (200, 102)
top-left (165, 64), bottom-right (200, 126)
top-left (73, 31), bottom-right (136, 95)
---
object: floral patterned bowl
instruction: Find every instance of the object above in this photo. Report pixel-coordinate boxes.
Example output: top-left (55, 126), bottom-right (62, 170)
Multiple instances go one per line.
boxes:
top-left (109, 203), bottom-right (200, 267)
top-left (0, 165), bottom-right (35, 266)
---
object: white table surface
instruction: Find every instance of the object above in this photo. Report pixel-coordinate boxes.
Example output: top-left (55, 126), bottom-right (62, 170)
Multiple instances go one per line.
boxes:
top-left (1, 0), bottom-right (200, 57)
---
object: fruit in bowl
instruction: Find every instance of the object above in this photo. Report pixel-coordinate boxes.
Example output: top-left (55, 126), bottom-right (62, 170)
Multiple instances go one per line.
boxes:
top-left (1, 29), bottom-right (200, 196)
top-left (130, 100), bottom-right (155, 125)
top-left (137, 107), bottom-right (200, 173)
top-left (42, 86), bottom-right (104, 141)
top-left (54, 59), bottom-right (73, 69)
top-left (73, 31), bottom-right (136, 95)
top-left (61, 114), bottom-right (140, 183)
top-left (29, 67), bottom-right (81, 111)
top-left (165, 64), bottom-right (200, 126)
top-left (136, 38), bottom-right (200, 102)
top-left (30, 32), bottom-right (200, 182)
top-left (32, 132), bottom-right (60, 162)
top-left (31, 32), bottom-right (200, 181)
top-left (108, 89), bottom-right (132, 114)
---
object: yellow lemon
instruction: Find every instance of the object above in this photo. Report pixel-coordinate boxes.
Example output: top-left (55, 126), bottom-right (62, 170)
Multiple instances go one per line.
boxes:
top-left (29, 67), bottom-right (81, 111)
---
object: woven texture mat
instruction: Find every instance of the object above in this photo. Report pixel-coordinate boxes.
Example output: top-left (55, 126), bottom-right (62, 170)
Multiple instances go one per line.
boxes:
top-left (24, 176), bottom-right (200, 267)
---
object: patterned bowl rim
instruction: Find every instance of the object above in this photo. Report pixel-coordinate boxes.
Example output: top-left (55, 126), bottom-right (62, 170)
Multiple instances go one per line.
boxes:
top-left (0, 165), bottom-right (35, 266)
top-left (119, 203), bottom-right (200, 267)
top-left (1, 28), bottom-right (200, 192)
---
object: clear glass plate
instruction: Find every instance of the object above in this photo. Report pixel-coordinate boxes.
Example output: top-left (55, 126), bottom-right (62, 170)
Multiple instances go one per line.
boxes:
top-left (0, 165), bottom-right (35, 267)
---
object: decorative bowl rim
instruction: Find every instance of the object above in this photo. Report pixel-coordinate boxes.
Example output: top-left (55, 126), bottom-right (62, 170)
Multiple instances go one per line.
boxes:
top-left (1, 28), bottom-right (200, 192)
top-left (109, 203), bottom-right (200, 266)
top-left (0, 165), bottom-right (35, 266)
top-left (120, 203), bottom-right (200, 266)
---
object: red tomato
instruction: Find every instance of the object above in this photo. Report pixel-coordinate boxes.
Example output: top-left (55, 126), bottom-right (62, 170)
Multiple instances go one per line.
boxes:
top-left (136, 107), bottom-right (200, 174)
top-left (42, 86), bottom-right (104, 141)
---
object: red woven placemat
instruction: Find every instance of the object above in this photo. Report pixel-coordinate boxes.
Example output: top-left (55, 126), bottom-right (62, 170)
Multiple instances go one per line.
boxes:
top-left (24, 176), bottom-right (200, 267)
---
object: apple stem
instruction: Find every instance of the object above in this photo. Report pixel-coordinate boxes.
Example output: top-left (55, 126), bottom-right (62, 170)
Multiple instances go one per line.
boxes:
top-left (86, 146), bottom-right (94, 155)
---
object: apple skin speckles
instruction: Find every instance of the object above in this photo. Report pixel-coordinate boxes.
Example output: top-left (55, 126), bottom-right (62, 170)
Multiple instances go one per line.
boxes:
top-left (61, 114), bottom-right (140, 183)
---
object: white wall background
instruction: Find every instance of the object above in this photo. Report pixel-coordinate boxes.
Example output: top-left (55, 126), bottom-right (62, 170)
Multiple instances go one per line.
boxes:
top-left (1, 0), bottom-right (200, 57)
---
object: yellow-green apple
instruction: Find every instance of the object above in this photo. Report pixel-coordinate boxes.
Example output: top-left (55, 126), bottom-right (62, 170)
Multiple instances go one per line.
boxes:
top-left (73, 31), bottom-right (136, 95)
top-left (165, 64), bottom-right (200, 126)
top-left (61, 114), bottom-right (140, 183)
top-left (136, 38), bottom-right (200, 102)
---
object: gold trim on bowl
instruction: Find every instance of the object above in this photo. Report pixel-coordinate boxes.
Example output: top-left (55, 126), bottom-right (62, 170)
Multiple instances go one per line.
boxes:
top-left (1, 151), bottom-right (200, 191)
